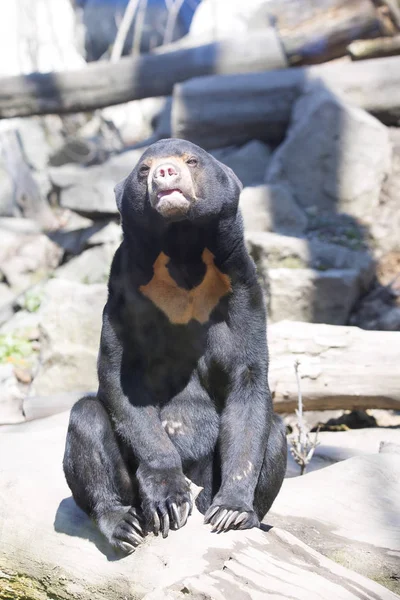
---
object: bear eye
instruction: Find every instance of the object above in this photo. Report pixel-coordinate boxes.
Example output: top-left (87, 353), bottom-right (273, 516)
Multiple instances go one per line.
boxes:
top-left (186, 157), bottom-right (198, 167)
top-left (139, 164), bottom-right (150, 175)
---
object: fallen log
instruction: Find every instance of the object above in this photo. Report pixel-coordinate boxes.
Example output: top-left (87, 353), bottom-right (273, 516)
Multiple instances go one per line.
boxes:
top-left (157, 0), bottom-right (383, 66)
top-left (269, 321), bottom-right (400, 413)
top-left (348, 35), bottom-right (400, 60)
top-left (172, 55), bottom-right (400, 147)
top-left (0, 29), bottom-right (286, 119)
top-left (11, 320), bottom-right (400, 424)
top-left (279, 0), bottom-right (383, 65)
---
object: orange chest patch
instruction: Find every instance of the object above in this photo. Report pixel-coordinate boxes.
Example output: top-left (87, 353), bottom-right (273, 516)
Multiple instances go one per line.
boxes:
top-left (139, 249), bottom-right (232, 324)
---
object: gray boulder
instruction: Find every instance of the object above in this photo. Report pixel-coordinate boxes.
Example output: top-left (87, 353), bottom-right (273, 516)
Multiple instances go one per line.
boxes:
top-left (0, 364), bottom-right (24, 424)
top-left (0, 412), bottom-right (396, 600)
top-left (47, 212), bottom-right (103, 256)
top-left (211, 140), bottom-right (271, 187)
top-left (47, 213), bottom-right (122, 258)
top-left (0, 282), bottom-right (14, 308)
top-left (246, 231), bottom-right (374, 284)
top-left (371, 127), bottom-right (400, 254)
top-left (0, 161), bottom-right (14, 216)
top-left (0, 217), bottom-right (41, 235)
top-left (0, 224), bottom-right (63, 291)
top-left (266, 85), bottom-right (392, 220)
top-left (50, 148), bottom-right (144, 215)
top-left (54, 244), bottom-right (118, 284)
top-left (351, 293), bottom-right (400, 332)
top-left (5, 117), bottom-right (53, 172)
top-left (102, 97), bottom-right (172, 147)
top-left (0, 122), bottom-right (59, 226)
top-left (240, 183), bottom-right (307, 235)
top-left (246, 232), bottom-right (374, 323)
top-left (268, 267), bottom-right (360, 324)
top-left (271, 454), bottom-right (400, 593)
top-left (86, 221), bottom-right (122, 247)
top-left (30, 279), bottom-right (107, 397)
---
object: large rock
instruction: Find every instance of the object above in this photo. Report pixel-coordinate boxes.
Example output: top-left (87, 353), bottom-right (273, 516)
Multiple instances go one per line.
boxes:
top-left (0, 160), bottom-right (14, 216)
top-left (172, 69), bottom-right (299, 149)
top-left (211, 140), bottom-right (271, 187)
top-left (247, 232), bottom-right (374, 280)
top-left (371, 127), bottom-right (400, 254)
top-left (0, 363), bottom-right (23, 424)
top-left (0, 116), bottom-right (60, 172)
top-left (266, 85), bottom-right (392, 220)
top-left (30, 279), bottom-right (107, 396)
top-left (55, 244), bottom-right (118, 285)
top-left (271, 454), bottom-right (400, 593)
top-left (47, 212), bottom-right (103, 255)
top-left (268, 267), bottom-right (360, 324)
top-left (86, 221), bottom-right (122, 247)
top-left (50, 148), bottom-right (144, 216)
top-left (172, 55), bottom-right (400, 151)
top-left (102, 97), bottom-right (172, 147)
top-left (0, 125), bottom-right (59, 227)
top-left (0, 412), bottom-right (397, 600)
top-left (0, 282), bottom-right (14, 309)
top-left (47, 214), bottom-right (122, 258)
top-left (240, 183), bottom-right (308, 235)
top-left (0, 222), bottom-right (63, 291)
top-left (0, 117), bottom-right (56, 214)
top-left (351, 289), bottom-right (400, 331)
top-left (246, 232), bottom-right (374, 323)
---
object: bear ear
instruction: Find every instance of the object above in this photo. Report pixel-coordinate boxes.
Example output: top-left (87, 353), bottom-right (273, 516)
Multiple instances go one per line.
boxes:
top-left (214, 159), bottom-right (243, 194)
top-left (114, 177), bottom-right (127, 213)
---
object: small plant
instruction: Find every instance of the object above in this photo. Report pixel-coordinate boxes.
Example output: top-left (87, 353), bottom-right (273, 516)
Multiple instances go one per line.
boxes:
top-left (0, 334), bottom-right (33, 364)
top-left (21, 289), bottom-right (43, 313)
top-left (289, 360), bottom-right (320, 475)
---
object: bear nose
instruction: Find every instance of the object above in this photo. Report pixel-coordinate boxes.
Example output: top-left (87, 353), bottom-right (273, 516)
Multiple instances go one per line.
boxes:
top-left (153, 163), bottom-right (179, 183)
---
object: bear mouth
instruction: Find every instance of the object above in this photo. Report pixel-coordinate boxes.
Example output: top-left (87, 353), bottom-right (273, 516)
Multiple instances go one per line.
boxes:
top-left (155, 189), bottom-right (191, 218)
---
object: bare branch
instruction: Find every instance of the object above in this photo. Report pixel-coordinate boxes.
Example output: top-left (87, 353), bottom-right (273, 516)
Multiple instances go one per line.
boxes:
top-left (132, 0), bottom-right (148, 56)
top-left (111, 0), bottom-right (140, 63)
top-left (163, 0), bottom-right (186, 46)
top-left (289, 361), bottom-right (320, 475)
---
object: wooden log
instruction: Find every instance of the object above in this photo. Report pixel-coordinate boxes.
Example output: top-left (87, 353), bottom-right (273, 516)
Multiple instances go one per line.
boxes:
top-left (348, 35), bottom-right (400, 60)
top-left (0, 29), bottom-right (287, 119)
top-left (172, 55), bottom-right (400, 148)
top-left (269, 321), bottom-right (400, 413)
top-left (280, 0), bottom-right (383, 65)
top-left (158, 0), bottom-right (382, 66)
top-left (15, 320), bottom-right (400, 423)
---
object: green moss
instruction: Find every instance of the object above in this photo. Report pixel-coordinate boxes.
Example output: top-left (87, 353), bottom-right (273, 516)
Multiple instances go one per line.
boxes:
top-left (0, 573), bottom-right (53, 600)
top-left (328, 550), bottom-right (400, 595)
top-left (268, 255), bottom-right (305, 269)
top-left (370, 576), bottom-right (400, 595)
top-left (0, 335), bottom-right (34, 365)
top-left (20, 290), bottom-right (43, 314)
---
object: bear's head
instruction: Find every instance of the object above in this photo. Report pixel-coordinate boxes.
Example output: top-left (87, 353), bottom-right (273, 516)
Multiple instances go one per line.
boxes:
top-left (115, 138), bottom-right (242, 231)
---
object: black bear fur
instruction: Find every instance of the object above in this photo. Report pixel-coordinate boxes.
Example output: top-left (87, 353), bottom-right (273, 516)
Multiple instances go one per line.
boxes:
top-left (63, 138), bottom-right (287, 555)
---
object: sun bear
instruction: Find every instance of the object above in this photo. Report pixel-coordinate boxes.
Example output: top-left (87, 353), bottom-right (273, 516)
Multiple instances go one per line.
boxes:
top-left (63, 138), bottom-right (287, 554)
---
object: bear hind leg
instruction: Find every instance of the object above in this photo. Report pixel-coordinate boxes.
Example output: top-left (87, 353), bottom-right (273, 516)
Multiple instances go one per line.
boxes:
top-left (63, 396), bottom-right (144, 555)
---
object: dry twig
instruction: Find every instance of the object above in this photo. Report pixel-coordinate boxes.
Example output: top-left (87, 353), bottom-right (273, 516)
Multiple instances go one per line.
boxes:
top-left (289, 360), bottom-right (320, 475)
top-left (111, 0), bottom-right (141, 62)
top-left (163, 0), bottom-right (186, 46)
